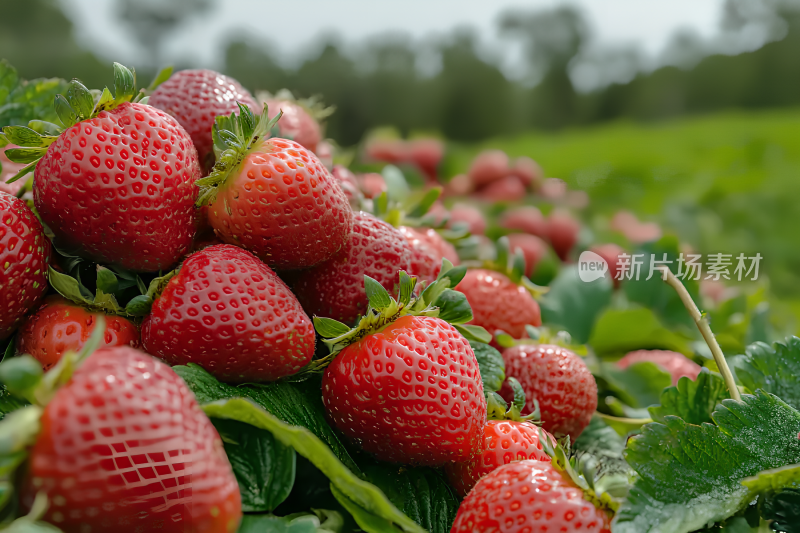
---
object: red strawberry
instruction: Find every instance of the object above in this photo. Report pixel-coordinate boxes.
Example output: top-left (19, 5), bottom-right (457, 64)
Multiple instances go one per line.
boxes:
top-left (399, 226), bottom-right (459, 285)
top-left (448, 203), bottom-right (486, 235)
top-left (510, 156), bottom-right (543, 190)
top-left (451, 459), bottom-right (612, 533)
top-left (315, 139), bottom-right (334, 169)
top-left (444, 173), bottom-right (474, 197)
top-left (16, 295), bottom-right (140, 371)
top-left (407, 138), bottom-right (444, 182)
top-left (506, 233), bottom-right (548, 277)
top-left (500, 344), bottom-right (597, 439)
top-left (547, 209), bottom-right (581, 261)
top-left (540, 177), bottom-right (568, 199)
top-left (149, 69), bottom-right (258, 169)
top-left (33, 100), bottom-right (200, 271)
top-left (476, 175), bottom-right (526, 203)
top-left (1, 144), bottom-right (28, 196)
top-left (445, 421), bottom-right (554, 496)
top-left (142, 244), bottom-right (315, 383)
top-left (359, 172), bottom-right (387, 199)
top-left (590, 243), bottom-right (625, 286)
top-left (617, 349), bottom-right (702, 385)
top-left (331, 165), bottom-right (363, 208)
top-left (265, 97), bottom-right (322, 153)
top-left (468, 149), bottom-right (509, 188)
top-left (365, 138), bottom-right (407, 163)
top-left (455, 269), bottom-right (541, 339)
top-left (499, 206), bottom-right (548, 238)
top-left (323, 314), bottom-right (486, 465)
top-left (290, 211), bottom-right (412, 325)
top-left (199, 106), bottom-right (353, 270)
top-left (0, 191), bottom-right (50, 339)
top-left (610, 210), bottom-right (662, 244)
top-left (413, 226), bottom-right (459, 265)
top-left (20, 346), bottom-right (242, 533)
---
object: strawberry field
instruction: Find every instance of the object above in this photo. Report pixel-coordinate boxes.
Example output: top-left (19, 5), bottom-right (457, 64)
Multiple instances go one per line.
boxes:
top-left (1, 59), bottom-right (800, 533)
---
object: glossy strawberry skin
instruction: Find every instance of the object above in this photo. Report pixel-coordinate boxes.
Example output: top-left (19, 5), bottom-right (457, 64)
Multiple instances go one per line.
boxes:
top-left (290, 211), bottom-right (412, 325)
top-left (265, 98), bottom-right (322, 153)
top-left (399, 226), bottom-right (458, 285)
top-left (445, 421), bottom-right (554, 497)
top-left (0, 192), bottom-right (50, 340)
top-left (451, 459), bottom-right (612, 533)
top-left (455, 269), bottom-right (541, 339)
top-left (149, 69), bottom-right (258, 168)
top-left (142, 244), bottom-right (315, 383)
top-left (331, 165), bottom-right (363, 208)
top-left (20, 346), bottom-right (242, 533)
top-left (617, 349), bottom-right (702, 385)
top-left (501, 344), bottom-right (597, 439)
top-left (34, 102), bottom-right (200, 272)
top-left (322, 315), bottom-right (486, 465)
top-left (208, 138), bottom-right (353, 270)
top-left (16, 296), bottom-right (140, 370)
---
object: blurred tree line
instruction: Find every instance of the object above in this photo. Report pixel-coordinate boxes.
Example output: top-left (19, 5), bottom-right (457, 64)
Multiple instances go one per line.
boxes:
top-left (2, 0), bottom-right (799, 146)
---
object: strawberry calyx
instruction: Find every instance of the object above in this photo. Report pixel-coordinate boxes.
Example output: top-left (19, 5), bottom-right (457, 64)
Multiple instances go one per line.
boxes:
top-left (256, 89), bottom-right (336, 123)
top-left (195, 103), bottom-right (283, 207)
top-left (486, 377), bottom-right (541, 423)
top-left (495, 324), bottom-right (589, 356)
top-left (0, 63), bottom-right (162, 185)
top-left (306, 261), bottom-right (491, 373)
top-left (465, 236), bottom-right (549, 298)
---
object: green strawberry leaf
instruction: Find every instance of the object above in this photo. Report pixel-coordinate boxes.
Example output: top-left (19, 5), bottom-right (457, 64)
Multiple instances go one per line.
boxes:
top-left (761, 489), bottom-right (800, 533)
top-left (364, 276), bottom-right (392, 310)
top-left (4, 148), bottom-right (45, 164)
top-left (313, 317), bottom-right (351, 339)
top-left (742, 463), bottom-right (800, 494)
top-left (0, 60), bottom-right (67, 128)
top-left (589, 307), bottom-right (693, 358)
top-left (146, 66), bottom-right (174, 93)
top-left (398, 271), bottom-right (414, 307)
top-left (95, 266), bottom-right (118, 294)
top-left (0, 60), bottom-right (20, 105)
top-left (649, 370), bottom-right (730, 425)
top-left (613, 391), bottom-right (800, 533)
top-left (540, 265), bottom-right (613, 344)
top-left (174, 364), bottom-right (359, 474)
top-left (53, 94), bottom-right (78, 129)
top-left (598, 361), bottom-right (672, 409)
top-left (469, 341), bottom-right (505, 392)
top-left (202, 398), bottom-right (425, 533)
top-left (733, 336), bottom-right (800, 411)
top-left (213, 418), bottom-right (296, 513)
top-left (407, 187), bottom-right (442, 219)
top-left (357, 458), bottom-right (459, 533)
top-left (112, 63), bottom-right (136, 103)
top-left (47, 266), bottom-right (126, 315)
top-left (381, 165), bottom-right (410, 205)
top-left (65, 80), bottom-right (94, 121)
top-left (433, 289), bottom-right (473, 324)
top-left (453, 324), bottom-right (492, 344)
top-left (0, 386), bottom-right (29, 421)
top-left (237, 510), bottom-right (343, 533)
top-left (1, 126), bottom-right (51, 148)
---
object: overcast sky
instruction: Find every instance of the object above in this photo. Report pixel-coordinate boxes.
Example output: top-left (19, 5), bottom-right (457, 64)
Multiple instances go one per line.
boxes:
top-left (62, 0), bottom-right (726, 72)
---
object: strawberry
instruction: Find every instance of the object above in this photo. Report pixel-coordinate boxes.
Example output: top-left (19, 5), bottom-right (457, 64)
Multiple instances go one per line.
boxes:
top-left (444, 173), bottom-right (474, 197)
top-left (1, 144), bottom-right (27, 196)
top-left (19, 346), bottom-right (242, 533)
top-left (315, 139), bottom-right (334, 169)
top-left (547, 208), bottom-right (581, 261)
top-left (500, 344), bottom-right (597, 439)
top-left (451, 459), bottom-right (612, 533)
top-left (0, 191), bottom-right (50, 340)
top-left (141, 244), bottom-right (315, 383)
top-left (590, 243), bottom-right (625, 286)
top-left (399, 225), bottom-right (459, 285)
top-left (365, 138), bottom-right (407, 163)
top-left (468, 149), bottom-right (509, 188)
top-left (331, 164), bottom-right (363, 208)
top-left (540, 177), bottom-right (568, 200)
top-left (455, 269), bottom-right (541, 339)
top-left (445, 421), bottom-right (554, 496)
top-left (197, 105), bottom-right (353, 270)
top-left (149, 68), bottom-right (258, 169)
top-left (358, 172), bottom-right (387, 199)
top-left (407, 138), bottom-right (444, 182)
top-left (616, 349), bottom-right (702, 385)
top-left (509, 156), bottom-right (542, 190)
top-left (16, 295), bottom-right (140, 371)
top-left (448, 203), bottom-right (487, 235)
top-left (476, 175), bottom-right (526, 203)
top-left (264, 96), bottom-right (322, 153)
top-left (506, 233), bottom-right (548, 277)
top-left (499, 205), bottom-right (548, 238)
top-left (610, 210), bottom-right (662, 244)
top-left (290, 211), bottom-right (412, 325)
top-left (316, 270), bottom-right (488, 465)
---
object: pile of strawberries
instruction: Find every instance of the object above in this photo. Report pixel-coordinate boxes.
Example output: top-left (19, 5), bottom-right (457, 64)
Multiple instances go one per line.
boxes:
top-left (0, 62), bottom-right (699, 533)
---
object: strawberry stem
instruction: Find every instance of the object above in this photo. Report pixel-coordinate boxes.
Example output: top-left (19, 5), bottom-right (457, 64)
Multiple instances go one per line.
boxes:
top-left (659, 266), bottom-right (741, 401)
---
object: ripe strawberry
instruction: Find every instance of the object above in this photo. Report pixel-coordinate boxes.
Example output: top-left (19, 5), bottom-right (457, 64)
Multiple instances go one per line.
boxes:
top-left (448, 203), bottom-right (486, 235)
top-left (20, 346), bottom-right (242, 533)
top-left (590, 243), bottom-right (625, 286)
top-left (1, 144), bottom-right (28, 196)
top-left (451, 459), bottom-right (612, 533)
top-left (547, 209), bottom-right (581, 261)
top-left (0, 191), bottom-right (50, 340)
top-left (540, 177), bottom-right (568, 200)
top-left (444, 173), bottom-right (474, 197)
top-left (610, 210), bottom-right (662, 244)
top-left (445, 421), bottom-right (554, 496)
top-left (290, 211), bottom-right (412, 325)
top-left (468, 149), bottom-right (509, 188)
top-left (16, 295), bottom-right (140, 371)
top-left (455, 269), bottom-right (541, 339)
top-left (399, 226), bottom-right (459, 285)
top-left (264, 97), bottom-right (322, 153)
top-left (617, 349), bottom-right (702, 385)
top-left (331, 164), bottom-right (364, 208)
top-left (499, 206), bottom-right (548, 238)
top-left (315, 139), bottom-right (334, 169)
top-left (506, 233), bottom-right (548, 277)
top-left (149, 69), bottom-right (258, 169)
top-left (407, 138), bottom-right (444, 182)
top-left (365, 138), bottom-right (407, 163)
top-left (359, 172), bottom-right (387, 199)
top-left (510, 156), bottom-right (543, 190)
top-left (500, 344), bottom-right (597, 439)
top-left (142, 244), bottom-right (315, 383)
top-left (476, 175), bottom-right (526, 203)
top-left (198, 106), bottom-right (353, 270)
